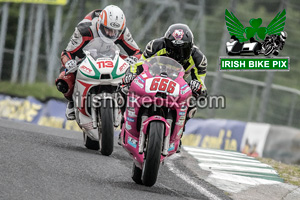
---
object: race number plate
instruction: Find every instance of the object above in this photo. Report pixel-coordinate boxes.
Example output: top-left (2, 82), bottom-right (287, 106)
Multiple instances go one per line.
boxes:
top-left (145, 77), bottom-right (180, 96)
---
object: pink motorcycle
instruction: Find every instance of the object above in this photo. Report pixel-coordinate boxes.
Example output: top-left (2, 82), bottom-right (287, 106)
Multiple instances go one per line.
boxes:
top-left (119, 56), bottom-right (193, 186)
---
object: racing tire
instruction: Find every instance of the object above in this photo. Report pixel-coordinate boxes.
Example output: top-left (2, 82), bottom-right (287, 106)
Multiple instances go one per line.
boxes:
top-left (142, 121), bottom-right (164, 187)
top-left (131, 163), bottom-right (143, 185)
top-left (84, 132), bottom-right (99, 150)
top-left (264, 45), bottom-right (274, 56)
top-left (99, 99), bottom-right (114, 156)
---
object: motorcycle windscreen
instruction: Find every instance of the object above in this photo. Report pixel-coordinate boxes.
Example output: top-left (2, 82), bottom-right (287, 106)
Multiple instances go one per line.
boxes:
top-left (82, 37), bottom-right (120, 60)
top-left (144, 56), bottom-right (184, 80)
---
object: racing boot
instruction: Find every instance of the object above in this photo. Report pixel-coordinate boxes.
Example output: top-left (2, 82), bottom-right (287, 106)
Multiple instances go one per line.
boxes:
top-left (66, 101), bottom-right (75, 120)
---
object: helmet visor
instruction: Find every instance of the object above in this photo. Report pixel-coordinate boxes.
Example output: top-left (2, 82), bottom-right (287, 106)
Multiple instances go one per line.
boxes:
top-left (99, 24), bottom-right (122, 40)
top-left (165, 39), bottom-right (192, 64)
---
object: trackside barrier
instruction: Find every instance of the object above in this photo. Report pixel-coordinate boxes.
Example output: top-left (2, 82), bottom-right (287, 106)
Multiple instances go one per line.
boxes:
top-left (0, 94), bottom-right (299, 163)
top-left (0, 94), bottom-right (81, 131)
top-left (182, 118), bottom-right (300, 164)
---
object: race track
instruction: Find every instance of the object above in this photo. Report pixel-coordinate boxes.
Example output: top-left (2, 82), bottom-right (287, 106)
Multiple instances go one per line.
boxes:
top-left (0, 119), bottom-right (230, 200)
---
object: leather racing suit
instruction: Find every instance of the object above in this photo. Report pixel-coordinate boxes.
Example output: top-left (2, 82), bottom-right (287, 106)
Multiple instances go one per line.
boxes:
top-left (56, 9), bottom-right (142, 100)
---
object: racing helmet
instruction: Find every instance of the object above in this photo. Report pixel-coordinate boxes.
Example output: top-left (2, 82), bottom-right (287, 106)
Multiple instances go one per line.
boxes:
top-left (164, 23), bottom-right (194, 66)
top-left (280, 31), bottom-right (287, 42)
top-left (97, 5), bottom-right (126, 43)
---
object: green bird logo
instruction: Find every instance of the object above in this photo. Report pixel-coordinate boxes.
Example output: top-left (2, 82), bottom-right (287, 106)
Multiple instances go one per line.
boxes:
top-left (225, 9), bottom-right (286, 42)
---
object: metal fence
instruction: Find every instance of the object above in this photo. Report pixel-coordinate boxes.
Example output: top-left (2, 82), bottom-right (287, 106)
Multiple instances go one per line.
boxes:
top-left (0, 0), bottom-right (299, 128)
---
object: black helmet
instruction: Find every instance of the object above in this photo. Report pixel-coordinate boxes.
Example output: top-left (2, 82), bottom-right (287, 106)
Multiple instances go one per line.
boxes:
top-left (164, 23), bottom-right (194, 65)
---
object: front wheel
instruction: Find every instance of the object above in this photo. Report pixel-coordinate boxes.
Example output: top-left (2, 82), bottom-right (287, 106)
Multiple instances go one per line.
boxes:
top-left (142, 121), bottom-right (164, 187)
top-left (131, 163), bottom-right (143, 185)
top-left (83, 132), bottom-right (99, 150)
top-left (264, 45), bottom-right (274, 56)
top-left (99, 99), bottom-right (114, 156)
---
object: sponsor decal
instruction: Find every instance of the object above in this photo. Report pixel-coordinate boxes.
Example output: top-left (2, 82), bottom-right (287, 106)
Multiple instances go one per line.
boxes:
top-left (80, 65), bottom-right (92, 74)
top-left (125, 121), bottom-right (132, 130)
top-left (168, 143), bottom-right (175, 151)
top-left (179, 115), bottom-right (186, 120)
top-left (177, 127), bottom-right (183, 136)
top-left (127, 107), bottom-right (135, 111)
top-left (181, 84), bottom-right (188, 89)
top-left (129, 97), bottom-right (136, 102)
top-left (181, 87), bottom-right (191, 95)
top-left (128, 136), bottom-right (137, 148)
top-left (119, 62), bottom-right (128, 73)
top-left (127, 117), bottom-right (135, 122)
top-left (134, 79), bottom-right (144, 89)
top-left (179, 111), bottom-right (186, 116)
top-left (176, 119), bottom-right (185, 126)
top-left (128, 110), bottom-right (137, 117)
top-left (110, 22), bottom-right (120, 28)
top-left (137, 76), bottom-right (145, 83)
top-left (181, 105), bottom-right (187, 110)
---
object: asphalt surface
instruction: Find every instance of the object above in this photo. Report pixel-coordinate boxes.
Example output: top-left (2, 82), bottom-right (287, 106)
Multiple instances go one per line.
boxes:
top-left (0, 119), bottom-right (231, 200)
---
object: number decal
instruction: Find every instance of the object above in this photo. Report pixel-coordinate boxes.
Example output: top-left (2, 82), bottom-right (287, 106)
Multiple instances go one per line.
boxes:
top-left (149, 78), bottom-right (176, 94)
top-left (158, 78), bottom-right (169, 91)
top-left (167, 81), bottom-right (176, 93)
top-left (150, 78), bottom-right (160, 91)
top-left (97, 61), bottom-right (113, 68)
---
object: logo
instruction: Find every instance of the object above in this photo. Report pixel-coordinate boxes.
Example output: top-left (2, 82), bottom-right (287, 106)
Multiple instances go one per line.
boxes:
top-left (127, 117), bottom-right (135, 122)
top-left (134, 79), bottom-right (144, 89)
top-left (172, 29), bottom-right (184, 40)
top-left (80, 65), bottom-right (92, 74)
top-left (220, 9), bottom-right (289, 71)
top-left (127, 136), bottom-right (137, 148)
top-left (110, 22), bottom-right (120, 28)
top-left (125, 121), bottom-right (132, 130)
top-left (119, 62), bottom-right (128, 73)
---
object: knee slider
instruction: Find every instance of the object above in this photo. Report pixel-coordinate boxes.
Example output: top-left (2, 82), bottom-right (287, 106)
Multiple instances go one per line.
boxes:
top-left (56, 80), bottom-right (69, 93)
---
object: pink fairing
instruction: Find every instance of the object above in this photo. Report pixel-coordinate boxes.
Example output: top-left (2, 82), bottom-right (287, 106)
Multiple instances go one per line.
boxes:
top-left (120, 56), bottom-right (192, 170)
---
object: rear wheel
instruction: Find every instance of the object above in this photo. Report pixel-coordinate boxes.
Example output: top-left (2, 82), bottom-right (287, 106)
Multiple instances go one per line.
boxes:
top-left (142, 121), bottom-right (164, 187)
top-left (99, 99), bottom-right (114, 156)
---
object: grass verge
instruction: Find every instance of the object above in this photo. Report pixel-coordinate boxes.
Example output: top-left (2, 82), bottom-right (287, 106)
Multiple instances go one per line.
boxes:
top-left (258, 157), bottom-right (300, 187)
top-left (0, 81), bottom-right (64, 101)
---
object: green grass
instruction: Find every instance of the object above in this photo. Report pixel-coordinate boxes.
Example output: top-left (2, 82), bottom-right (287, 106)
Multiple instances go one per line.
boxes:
top-left (0, 81), bottom-right (64, 101)
top-left (258, 157), bottom-right (300, 187)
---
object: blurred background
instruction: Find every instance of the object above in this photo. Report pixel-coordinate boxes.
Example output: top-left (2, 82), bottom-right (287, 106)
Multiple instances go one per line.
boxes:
top-left (0, 0), bottom-right (299, 128)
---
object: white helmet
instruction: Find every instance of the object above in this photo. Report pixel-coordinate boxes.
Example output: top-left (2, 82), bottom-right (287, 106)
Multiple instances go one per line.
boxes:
top-left (97, 5), bottom-right (126, 43)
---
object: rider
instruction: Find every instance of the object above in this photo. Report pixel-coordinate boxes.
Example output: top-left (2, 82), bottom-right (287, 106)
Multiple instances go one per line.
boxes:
top-left (123, 23), bottom-right (207, 106)
top-left (121, 23), bottom-right (208, 150)
top-left (55, 5), bottom-right (142, 120)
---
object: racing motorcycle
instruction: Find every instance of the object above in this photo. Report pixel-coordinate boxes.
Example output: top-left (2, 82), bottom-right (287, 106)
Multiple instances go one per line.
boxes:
top-left (72, 38), bottom-right (129, 156)
top-left (119, 56), bottom-right (193, 186)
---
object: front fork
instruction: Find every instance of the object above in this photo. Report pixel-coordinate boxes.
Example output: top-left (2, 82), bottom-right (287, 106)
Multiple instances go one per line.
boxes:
top-left (91, 93), bottom-right (121, 129)
top-left (138, 115), bottom-right (172, 156)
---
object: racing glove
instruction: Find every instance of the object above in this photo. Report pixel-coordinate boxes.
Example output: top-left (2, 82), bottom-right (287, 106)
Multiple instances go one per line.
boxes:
top-left (124, 56), bottom-right (138, 66)
top-left (65, 59), bottom-right (77, 73)
top-left (122, 72), bottom-right (136, 85)
top-left (189, 79), bottom-right (207, 97)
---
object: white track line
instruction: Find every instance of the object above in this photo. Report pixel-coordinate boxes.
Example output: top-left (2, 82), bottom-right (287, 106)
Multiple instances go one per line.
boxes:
top-left (166, 157), bottom-right (222, 200)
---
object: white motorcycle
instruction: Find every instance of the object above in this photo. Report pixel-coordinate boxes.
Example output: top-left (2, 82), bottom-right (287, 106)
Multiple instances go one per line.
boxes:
top-left (72, 38), bottom-right (129, 156)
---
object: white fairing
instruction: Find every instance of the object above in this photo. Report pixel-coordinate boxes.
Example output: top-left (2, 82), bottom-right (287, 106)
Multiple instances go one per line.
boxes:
top-left (73, 38), bottom-right (128, 140)
top-left (226, 41), bottom-right (237, 52)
